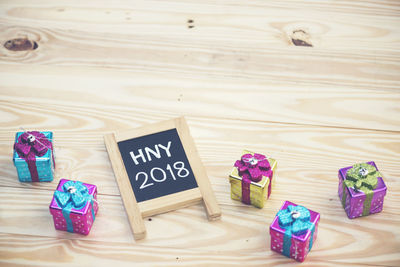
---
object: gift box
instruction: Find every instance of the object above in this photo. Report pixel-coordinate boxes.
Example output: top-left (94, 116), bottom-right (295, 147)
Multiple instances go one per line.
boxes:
top-left (229, 150), bottom-right (277, 208)
top-left (270, 201), bottom-right (320, 262)
top-left (49, 179), bottom-right (98, 235)
top-left (13, 131), bottom-right (55, 182)
top-left (338, 162), bottom-right (387, 219)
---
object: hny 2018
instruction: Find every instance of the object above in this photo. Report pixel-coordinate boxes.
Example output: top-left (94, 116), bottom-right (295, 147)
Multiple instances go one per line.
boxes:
top-left (129, 141), bottom-right (190, 189)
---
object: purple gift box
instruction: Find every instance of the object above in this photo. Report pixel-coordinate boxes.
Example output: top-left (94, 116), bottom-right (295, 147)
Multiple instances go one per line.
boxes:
top-left (270, 201), bottom-right (320, 262)
top-left (49, 179), bottom-right (98, 235)
top-left (338, 161), bottom-right (387, 219)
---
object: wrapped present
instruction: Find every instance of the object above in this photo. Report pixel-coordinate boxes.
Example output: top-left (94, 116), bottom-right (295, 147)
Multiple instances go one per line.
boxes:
top-left (338, 162), bottom-right (387, 219)
top-left (229, 150), bottom-right (277, 208)
top-left (49, 179), bottom-right (98, 235)
top-left (13, 131), bottom-right (55, 182)
top-left (270, 201), bottom-right (320, 262)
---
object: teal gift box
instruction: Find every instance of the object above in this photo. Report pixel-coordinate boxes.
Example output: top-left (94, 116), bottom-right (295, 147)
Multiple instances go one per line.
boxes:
top-left (13, 131), bottom-right (55, 182)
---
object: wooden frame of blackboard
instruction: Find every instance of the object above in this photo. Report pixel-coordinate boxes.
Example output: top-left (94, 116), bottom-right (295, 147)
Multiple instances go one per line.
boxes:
top-left (104, 117), bottom-right (221, 240)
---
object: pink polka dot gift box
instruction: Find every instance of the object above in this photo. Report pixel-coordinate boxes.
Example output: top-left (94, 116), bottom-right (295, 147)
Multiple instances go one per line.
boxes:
top-left (338, 161), bottom-right (387, 219)
top-left (269, 201), bottom-right (320, 262)
top-left (49, 179), bottom-right (98, 235)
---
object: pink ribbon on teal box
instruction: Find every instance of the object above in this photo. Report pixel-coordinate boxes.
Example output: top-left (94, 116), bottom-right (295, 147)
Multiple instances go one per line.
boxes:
top-left (14, 131), bottom-right (54, 182)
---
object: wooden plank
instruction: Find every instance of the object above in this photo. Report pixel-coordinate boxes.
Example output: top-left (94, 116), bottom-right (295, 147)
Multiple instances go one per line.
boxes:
top-left (0, 64), bottom-right (399, 133)
top-left (1, 28), bottom-right (400, 91)
top-left (0, 0), bottom-right (399, 52)
top-left (1, 0), bottom-right (399, 98)
top-left (104, 133), bottom-right (146, 240)
top-left (3, 233), bottom-right (398, 267)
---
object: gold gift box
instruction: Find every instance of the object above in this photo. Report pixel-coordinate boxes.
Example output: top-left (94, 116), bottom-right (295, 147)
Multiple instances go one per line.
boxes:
top-left (229, 150), bottom-right (277, 208)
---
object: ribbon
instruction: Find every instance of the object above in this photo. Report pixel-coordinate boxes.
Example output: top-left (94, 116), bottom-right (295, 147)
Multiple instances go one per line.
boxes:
top-left (234, 153), bottom-right (273, 205)
top-left (54, 181), bottom-right (95, 233)
top-left (342, 163), bottom-right (380, 216)
top-left (277, 205), bottom-right (315, 257)
top-left (14, 131), bottom-right (54, 182)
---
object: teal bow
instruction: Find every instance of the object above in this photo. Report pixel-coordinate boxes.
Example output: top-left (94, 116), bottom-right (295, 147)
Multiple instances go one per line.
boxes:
top-left (277, 205), bottom-right (315, 258)
top-left (54, 181), bottom-right (94, 233)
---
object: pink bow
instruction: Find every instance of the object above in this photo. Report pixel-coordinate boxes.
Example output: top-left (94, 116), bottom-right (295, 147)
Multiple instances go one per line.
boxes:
top-left (14, 131), bottom-right (50, 159)
top-left (234, 153), bottom-right (272, 182)
top-left (234, 153), bottom-right (273, 206)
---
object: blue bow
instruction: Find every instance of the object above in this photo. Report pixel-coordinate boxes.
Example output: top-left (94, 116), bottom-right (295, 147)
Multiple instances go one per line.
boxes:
top-left (54, 181), bottom-right (94, 233)
top-left (277, 205), bottom-right (315, 257)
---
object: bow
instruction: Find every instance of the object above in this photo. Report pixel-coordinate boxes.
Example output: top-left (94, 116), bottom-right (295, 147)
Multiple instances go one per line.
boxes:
top-left (234, 153), bottom-right (272, 182)
top-left (277, 205), bottom-right (315, 257)
top-left (344, 163), bottom-right (380, 192)
top-left (278, 205), bottom-right (312, 236)
top-left (14, 131), bottom-right (50, 160)
top-left (54, 181), bottom-right (91, 209)
top-left (54, 181), bottom-right (94, 233)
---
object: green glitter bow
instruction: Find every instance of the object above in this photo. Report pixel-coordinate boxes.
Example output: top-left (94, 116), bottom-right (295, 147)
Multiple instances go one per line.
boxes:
top-left (344, 163), bottom-right (380, 192)
top-left (342, 163), bottom-right (381, 217)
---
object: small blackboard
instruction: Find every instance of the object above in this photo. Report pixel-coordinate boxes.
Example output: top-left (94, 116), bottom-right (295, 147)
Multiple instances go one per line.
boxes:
top-left (104, 117), bottom-right (221, 240)
top-left (117, 128), bottom-right (198, 202)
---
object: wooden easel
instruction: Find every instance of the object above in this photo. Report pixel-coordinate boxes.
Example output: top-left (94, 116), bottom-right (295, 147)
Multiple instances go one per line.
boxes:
top-left (104, 117), bottom-right (221, 240)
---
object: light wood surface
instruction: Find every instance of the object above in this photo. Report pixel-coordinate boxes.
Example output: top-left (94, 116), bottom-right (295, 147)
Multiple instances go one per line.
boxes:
top-left (0, 0), bottom-right (399, 266)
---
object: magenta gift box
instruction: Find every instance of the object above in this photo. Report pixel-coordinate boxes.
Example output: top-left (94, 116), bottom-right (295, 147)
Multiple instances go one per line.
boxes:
top-left (269, 201), bottom-right (320, 262)
top-left (49, 179), bottom-right (98, 235)
top-left (338, 161), bottom-right (387, 219)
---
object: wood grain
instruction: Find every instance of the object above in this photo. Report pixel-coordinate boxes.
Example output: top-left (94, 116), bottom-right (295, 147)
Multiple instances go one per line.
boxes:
top-left (0, 65), bottom-right (399, 132)
top-left (2, 233), bottom-right (398, 267)
top-left (0, 0), bottom-right (399, 265)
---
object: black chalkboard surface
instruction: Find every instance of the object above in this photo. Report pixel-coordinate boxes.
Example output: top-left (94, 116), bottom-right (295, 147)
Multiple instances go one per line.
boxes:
top-left (117, 128), bottom-right (198, 202)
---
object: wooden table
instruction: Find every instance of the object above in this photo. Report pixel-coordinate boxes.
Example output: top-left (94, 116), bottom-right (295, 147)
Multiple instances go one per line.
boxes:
top-left (1, 1), bottom-right (399, 266)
